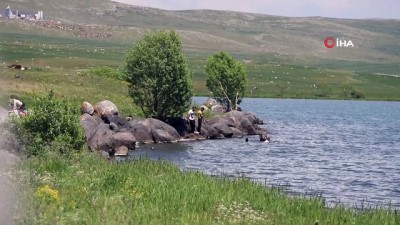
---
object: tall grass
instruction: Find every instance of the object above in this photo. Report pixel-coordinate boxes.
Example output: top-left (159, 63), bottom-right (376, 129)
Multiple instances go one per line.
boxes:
top-left (13, 151), bottom-right (400, 225)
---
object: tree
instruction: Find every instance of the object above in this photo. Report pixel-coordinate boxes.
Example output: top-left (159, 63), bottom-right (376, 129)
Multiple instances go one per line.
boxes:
top-left (205, 51), bottom-right (247, 111)
top-left (124, 30), bottom-right (193, 120)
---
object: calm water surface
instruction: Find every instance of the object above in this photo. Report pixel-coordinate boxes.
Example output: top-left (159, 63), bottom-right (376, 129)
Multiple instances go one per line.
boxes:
top-left (133, 98), bottom-right (400, 207)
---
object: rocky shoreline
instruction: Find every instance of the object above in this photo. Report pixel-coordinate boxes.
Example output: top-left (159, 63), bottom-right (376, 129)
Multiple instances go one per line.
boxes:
top-left (80, 100), bottom-right (267, 157)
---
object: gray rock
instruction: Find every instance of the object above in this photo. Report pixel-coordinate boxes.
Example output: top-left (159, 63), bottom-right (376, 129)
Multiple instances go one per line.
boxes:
top-left (144, 118), bottom-right (181, 143)
top-left (231, 127), bottom-right (244, 138)
top-left (211, 105), bottom-right (225, 114)
top-left (115, 146), bottom-right (129, 156)
top-left (80, 101), bottom-right (94, 115)
top-left (112, 132), bottom-right (136, 150)
top-left (127, 122), bottom-right (153, 144)
top-left (93, 100), bottom-right (119, 116)
top-left (87, 123), bottom-right (116, 154)
top-left (211, 123), bottom-right (234, 138)
top-left (80, 113), bottom-right (102, 140)
top-left (109, 122), bottom-right (118, 131)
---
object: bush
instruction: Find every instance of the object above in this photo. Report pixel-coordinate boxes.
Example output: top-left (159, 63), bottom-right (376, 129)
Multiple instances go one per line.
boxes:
top-left (11, 90), bottom-right (85, 156)
top-left (124, 30), bottom-right (193, 121)
top-left (342, 85), bottom-right (365, 99)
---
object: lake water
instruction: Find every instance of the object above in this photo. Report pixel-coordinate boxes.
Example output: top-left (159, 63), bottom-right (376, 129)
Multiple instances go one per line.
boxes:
top-left (132, 98), bottom-right (400, 208)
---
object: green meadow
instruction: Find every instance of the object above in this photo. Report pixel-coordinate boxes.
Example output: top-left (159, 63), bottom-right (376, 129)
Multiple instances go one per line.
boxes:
top-left (1, 22), bottom-right (400, 109)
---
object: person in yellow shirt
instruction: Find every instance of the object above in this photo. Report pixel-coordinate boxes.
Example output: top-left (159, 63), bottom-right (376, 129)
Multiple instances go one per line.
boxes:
top-left (197, 107), bottom-right (205, 134)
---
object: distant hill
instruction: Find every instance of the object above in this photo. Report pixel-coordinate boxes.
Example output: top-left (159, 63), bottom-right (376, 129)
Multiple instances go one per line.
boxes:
top-left (1, 0), bottom-right (400, 65)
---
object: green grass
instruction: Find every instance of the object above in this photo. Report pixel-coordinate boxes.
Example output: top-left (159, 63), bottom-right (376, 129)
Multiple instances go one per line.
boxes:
top-left (1, 18), bottom-right (400, 112)
top-left (14, 152), bottom-right (400, 225)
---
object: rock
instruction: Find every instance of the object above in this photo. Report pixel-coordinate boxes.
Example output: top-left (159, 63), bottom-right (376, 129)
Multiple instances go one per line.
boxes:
top-left (123, 120), bottom-right (153, 144)
top-left (102, 114), bottom-right (126, 127)
top-left (80, 101), bottom-right (94, 115)
top-left (115, 146), bottom-right (129, 156)
top-left (223, 111), bottom-right (262, 135)
top-left (231, 127), bottom-right (244, 138)
top-left (207, 116), bottom-right (234, 127)
top-left (110, 122), bottom-right (118, 131)
top-left (166, 117), bottom-right (189, 136)
top-left (144, 118), bottom-right (181, 143)
top-left (210, 123), bottom-right (234, 138)
top-left (93, 100), bottom-right (118, 116)
top-left (206, 127), bottom-right (225, 139)
top-left (112, 132), bottom-right (136, 150)
top-left (180, 133), bottom-right (207, 141)
top-left (80, 113), bottom-right (102, 140)
top-left (244, 112), bottom-right (264, 125)
top-left (87, 123), bottom-right (116, 154)
top-left (239, 117), bottom-right (257, 135)
top-left (211, 105), bottom-right (225, 114)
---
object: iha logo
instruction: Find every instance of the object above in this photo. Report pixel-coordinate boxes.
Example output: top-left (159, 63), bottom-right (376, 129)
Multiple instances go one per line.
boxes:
top-left (324, 37), bottom-right (354, 48)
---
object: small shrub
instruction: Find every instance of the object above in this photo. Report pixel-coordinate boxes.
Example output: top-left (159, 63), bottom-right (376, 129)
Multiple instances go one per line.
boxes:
top-left (11, 90), bottom-right (85, 156)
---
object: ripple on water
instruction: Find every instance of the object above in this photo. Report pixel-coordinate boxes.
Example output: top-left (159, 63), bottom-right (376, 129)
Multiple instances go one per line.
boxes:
top-left (132, 98), bottom-right (400, 207)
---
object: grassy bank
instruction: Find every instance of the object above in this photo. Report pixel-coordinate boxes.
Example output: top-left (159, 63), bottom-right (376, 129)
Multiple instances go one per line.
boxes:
top-left (13, 152), bottom-right (400, 225)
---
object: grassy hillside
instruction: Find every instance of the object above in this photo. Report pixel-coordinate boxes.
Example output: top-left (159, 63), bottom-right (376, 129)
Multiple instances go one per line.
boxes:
top-left (1, 0), bottom-right (400, 64)
top-left (0, 0), bottom-right (400, 105)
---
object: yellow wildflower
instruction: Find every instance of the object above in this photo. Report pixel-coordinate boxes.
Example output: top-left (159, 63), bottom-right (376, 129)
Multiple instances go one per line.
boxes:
top-left (35, 185), bottom-right (60, 202)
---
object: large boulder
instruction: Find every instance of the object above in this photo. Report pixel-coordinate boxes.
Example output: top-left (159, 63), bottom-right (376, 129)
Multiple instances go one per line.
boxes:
top-left (143, 118), bottom-right (181, 143)
top-left (210, 123), bottom-right (234, 138)
top-left (207, 116), bottom-right (234, 127)
top-left (244, 112), bottom-right (264, 125)
top-left (112, 132), bottom-right (136, 150)
top-left (86, 124), bottom-right (136, 157)
top-left (202, 125), bottom-right (224, 139)
top-left (115, 146), bottom-right (129, 156)
top-left (87, 123), bottom-right (116, 154)
top-left (123, 121), bottom-right (153, 144)
top-left (80, 101), bottom-right (94, 115)
top-left (223, 111), bottom-right (266, 135)
top-left (231, 127), bottom-right (244, 138)
top-left (93, 100), bottom-right (119, 116)
top-left (211, 105), bottom-right (225, 114)
top-left (80, 113), bottom-right (103, 140)
top-left (102, 114), bottom-right (126, 127)
top-left (123, 118), bottom-right (181, 143)
top-left (167, 117), bottom-right (190, 136)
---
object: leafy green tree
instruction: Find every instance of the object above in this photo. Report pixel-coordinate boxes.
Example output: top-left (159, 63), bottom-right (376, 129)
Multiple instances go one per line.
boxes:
top-left (205, 51), bottom-right (247, 111)
top-left (124, 30), bottom-right (193, 120)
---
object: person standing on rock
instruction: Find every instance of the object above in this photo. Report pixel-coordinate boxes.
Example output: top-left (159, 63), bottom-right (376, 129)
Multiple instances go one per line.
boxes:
top-left (197, 107), bottom-right (205, 134)
top-left (187, 106), bottom-right (196, 134)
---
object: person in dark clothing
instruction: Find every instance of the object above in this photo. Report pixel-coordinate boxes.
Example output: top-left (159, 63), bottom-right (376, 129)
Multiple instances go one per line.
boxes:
top-left (197, 107), bottom-right (205, 133)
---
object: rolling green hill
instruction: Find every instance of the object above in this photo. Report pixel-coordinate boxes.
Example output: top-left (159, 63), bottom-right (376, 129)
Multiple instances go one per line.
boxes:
top-left (1, 0), bottom-right (400, 65)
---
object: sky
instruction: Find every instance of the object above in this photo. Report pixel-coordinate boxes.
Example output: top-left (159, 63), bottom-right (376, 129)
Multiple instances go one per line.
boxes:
top-left (113, 0), bottom-right (400, 19)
